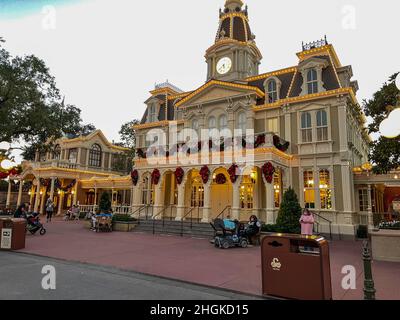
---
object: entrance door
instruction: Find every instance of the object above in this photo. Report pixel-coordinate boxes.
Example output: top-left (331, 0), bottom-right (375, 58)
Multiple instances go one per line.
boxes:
top-left (211, 183), bottom-right (232, 219)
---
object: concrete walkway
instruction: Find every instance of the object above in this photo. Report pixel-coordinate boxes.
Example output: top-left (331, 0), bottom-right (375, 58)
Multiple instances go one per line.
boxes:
top-left (0, 252), bottom-right (261, 300)
top-left (15, 219), bottom-right (400, 300)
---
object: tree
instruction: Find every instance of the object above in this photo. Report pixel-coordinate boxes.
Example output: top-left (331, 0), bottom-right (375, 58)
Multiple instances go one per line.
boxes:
top-left (275, 187), bottom-right (302, 234)
top-left (99, 192), bottom-right (112, 213)
top-left (0, 38), bottom-right (94, 160)
top-left (119, 119), bottom-right (140, 150)
top-left (363, 73), bottom-right (400, 173)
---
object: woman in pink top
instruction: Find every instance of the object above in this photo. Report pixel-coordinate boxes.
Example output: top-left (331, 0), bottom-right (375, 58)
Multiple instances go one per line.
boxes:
top-left (300, 209), bottom-right (315, 236)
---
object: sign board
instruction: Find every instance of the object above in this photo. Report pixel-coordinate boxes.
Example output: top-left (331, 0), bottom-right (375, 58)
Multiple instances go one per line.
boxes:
top-left (1, 228), bottom-right (12, 249)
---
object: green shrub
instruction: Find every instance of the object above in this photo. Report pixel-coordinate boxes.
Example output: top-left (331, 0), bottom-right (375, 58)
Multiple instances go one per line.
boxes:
top-left (262, 224), bottom-right (279, 233)
top-left (357, 225), bottom-right (368, 239)
top-left (275, 187), bottom-right (302, 234)
top-left (99, 192), bottom-right (112, 213)
top-left (112, 214), bottom-right (137, 223)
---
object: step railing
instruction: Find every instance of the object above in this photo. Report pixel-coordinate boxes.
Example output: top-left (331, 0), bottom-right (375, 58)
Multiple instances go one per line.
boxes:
top-left (152, 205), bottom-right (172, 234)
top-left (215, 206), bottom-right (232, 221)
top-left (181, 207), bottom-right (195, 237)
top-left (313, 212), bottom-right (333, 240)
top-left (135, 205), bottom-right (151, 225)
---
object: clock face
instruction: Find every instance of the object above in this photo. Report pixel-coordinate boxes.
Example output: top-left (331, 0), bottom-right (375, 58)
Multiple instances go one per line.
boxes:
top-left (216, 57), bottom-right (232, 75)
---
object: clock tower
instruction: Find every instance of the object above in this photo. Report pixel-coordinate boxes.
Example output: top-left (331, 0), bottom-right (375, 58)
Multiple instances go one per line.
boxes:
top-left (205, 0), bottom-right (262, 82)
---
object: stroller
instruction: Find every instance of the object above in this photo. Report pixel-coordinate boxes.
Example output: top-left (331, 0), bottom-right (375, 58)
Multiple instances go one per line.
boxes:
top-left (25, 213), bottom-right (46, 236)
top-left (210, 218), bottom-right (249, 249)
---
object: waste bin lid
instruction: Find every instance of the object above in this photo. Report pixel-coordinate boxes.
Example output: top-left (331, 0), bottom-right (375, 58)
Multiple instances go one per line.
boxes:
top-left (263, 233), bottom-right (327, 244)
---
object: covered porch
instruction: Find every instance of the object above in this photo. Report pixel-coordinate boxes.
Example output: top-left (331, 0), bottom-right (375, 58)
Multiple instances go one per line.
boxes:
top-left (354, 171), bottom-right (400, 227)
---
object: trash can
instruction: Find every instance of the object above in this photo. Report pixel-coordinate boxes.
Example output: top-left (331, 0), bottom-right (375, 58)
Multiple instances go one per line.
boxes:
top-left (261, 233), bottom-right (332, 300)
top-left (0, 218), bottom-right (26, 251)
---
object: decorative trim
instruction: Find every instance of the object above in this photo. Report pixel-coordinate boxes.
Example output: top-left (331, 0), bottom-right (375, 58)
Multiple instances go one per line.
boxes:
top-left (176, 80), bottom-right (264, 108)
top-left (296, 44), bottom-right (342, 68)
top-left (133, 120), bottom-right (184, 130)
top-left (246, 67), bottom-right (297, 82)
top-left (253, 87), bottom-right (357, 111)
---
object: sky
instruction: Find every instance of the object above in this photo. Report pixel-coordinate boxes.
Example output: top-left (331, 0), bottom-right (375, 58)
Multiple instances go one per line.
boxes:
top-left (0, 0), bottom-right (399, 161)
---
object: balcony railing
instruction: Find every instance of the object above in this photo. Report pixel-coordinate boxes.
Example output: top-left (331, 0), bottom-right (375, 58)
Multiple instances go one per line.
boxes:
top-left (31, 160), bottom-right (128, 174)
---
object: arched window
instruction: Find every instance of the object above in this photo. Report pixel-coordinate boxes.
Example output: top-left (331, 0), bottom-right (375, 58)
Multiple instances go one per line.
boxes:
top-left (307, 69), bottom-right (318, 94)
top-left (68, 148), bottom-right (78, 164)
top-left (267, 80), bottom-right (278, 103)
top-left (148, 104), bottom-right (157, 123)
top-left (316, 110), bottom-right (328, 141)
top-left (237, 112), bottom-right (247, 133)
top-left (191, 119), bottom-right (199, 140)
top-left (141, 175), bottom-right (154, 205)
top-left (53, 145), bottom-right (61, 160)
top-left (208, 116), bottom-right (216, 130)
top-left (219, 115), bottom-right (228, 131)
top-left (301, 112), bottom-right (312, 143)
top-left (89, 144), bottom-right (102, 167)
top-left (319, 169), bottom-right (332, 210)
top-left (191, 176), bottom-right (204, 208)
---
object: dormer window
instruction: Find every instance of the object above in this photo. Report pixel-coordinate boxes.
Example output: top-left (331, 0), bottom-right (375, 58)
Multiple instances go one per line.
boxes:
top-left (89, 144), bottom-right (102, 167)
top-left (267, 80), bottom-right (278, 103)
top-left (219, 115), bottom-right (228, 131)
top-left (148, 104), bottom-right (158, 123)
top-left (298, 57), bottom-right (329, 96)
top-left (264, 77), bottom-right (281, 104)
top-left (307, 69), bottom-right (318, 94)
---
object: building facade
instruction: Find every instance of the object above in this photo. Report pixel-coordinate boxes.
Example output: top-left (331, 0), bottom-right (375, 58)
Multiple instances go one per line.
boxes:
top-left (129, 0), bottom-right (370, 237)
top-left (9, 130), bottom-right (132, 215)
top-left (7, 0), bottom-right (384, 238)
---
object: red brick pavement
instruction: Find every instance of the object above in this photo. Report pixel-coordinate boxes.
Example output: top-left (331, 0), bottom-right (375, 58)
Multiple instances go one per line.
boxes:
top-left (18, 219), bottom-right (400, 300)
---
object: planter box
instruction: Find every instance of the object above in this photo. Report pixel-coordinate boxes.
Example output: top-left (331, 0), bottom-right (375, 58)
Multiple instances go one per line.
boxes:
top-left (83, 220), bottom-right (136, 232)
top-left (371, 229), bottom-right (400, 263)
top-left (113, 221), bottom-right (137, 232)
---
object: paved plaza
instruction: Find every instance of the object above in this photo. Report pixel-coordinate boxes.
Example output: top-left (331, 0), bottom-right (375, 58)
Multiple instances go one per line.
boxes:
top-left (4, 219), bottom-right (400, 300)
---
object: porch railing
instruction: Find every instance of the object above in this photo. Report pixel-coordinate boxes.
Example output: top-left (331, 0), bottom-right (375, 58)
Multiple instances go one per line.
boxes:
top-left (111, 205), bottom-right (131, 215)
top-left (313, 212), bottom-right (333, 240)
top-left (78, 205), bottom-right (98, 214)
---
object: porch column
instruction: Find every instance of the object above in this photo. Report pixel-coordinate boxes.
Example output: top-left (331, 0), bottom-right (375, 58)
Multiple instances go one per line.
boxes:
top-left (17, 180), bottom-right (24, 206)
top-left (201, 181), bottom-right (212, 223)
top-left (39, 187), bottom-right (46, 215)
top-left (231, 181), bottom-right (241, 221)
top-left (367, 184), bottom-right (374, 228)
top-left (93, 187), bottom-right (98, 212)
top-left (73, 182), bottom-right (78, 205)
top-left (57, 191), bottom-right (64, 216)
top-left (34, 180), bottom-right (41, 213)
top-left (131, 186), bottom-right (140, 216)
top-left (6, 179), bottom-right (12, 208)
top-left (253, 173), bottom-right (261, 216)
top-left (29, 186), bottom-right (35, 210)
top-left (264, 180), bottom-right (275, 224)
top-left (49, 177), bottom-right (56, 202)
top-left (153, 182), bottom-right (163, 219)
top-left (175, 182), bottom-right (186, 221)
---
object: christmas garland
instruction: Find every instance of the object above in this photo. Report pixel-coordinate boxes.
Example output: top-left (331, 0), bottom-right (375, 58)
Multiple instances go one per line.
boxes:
top-left (200, 165), bottom-right (210, 184)
top-left (273, 135), bottom-right (290, 152)
top-left (54, 178), bottom-right (77, 192)
top-left (151, 169), bottom-right (161, 185)
top-left (175, 167), bottom-right (185, 185)
top-left (228, 164), bottom-right (239, 183)
top-left (262, 162), bottom-right (275, 184)
top-left (131, 170), bottom-right (139, 186)
top-left (215, 173), bottom-right (227, 185)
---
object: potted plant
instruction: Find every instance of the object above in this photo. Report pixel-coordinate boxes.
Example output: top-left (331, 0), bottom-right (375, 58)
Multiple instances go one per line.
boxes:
top-left (112, 214), bottom-right (138, 232)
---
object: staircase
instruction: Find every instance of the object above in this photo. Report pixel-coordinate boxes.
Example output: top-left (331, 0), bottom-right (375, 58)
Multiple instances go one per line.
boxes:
top-left (133, 220), bottom-right (215, 239)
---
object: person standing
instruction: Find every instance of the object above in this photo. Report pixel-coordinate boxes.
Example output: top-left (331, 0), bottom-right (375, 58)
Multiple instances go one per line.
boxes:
top-left (45, 198), bottom-right (54, 223)
top-left (300, 208), bottom-right (315, 236)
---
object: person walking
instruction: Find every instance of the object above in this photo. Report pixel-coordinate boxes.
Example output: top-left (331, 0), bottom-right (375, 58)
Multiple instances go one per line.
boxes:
top-left (45, 198), bottom-right (54, 223)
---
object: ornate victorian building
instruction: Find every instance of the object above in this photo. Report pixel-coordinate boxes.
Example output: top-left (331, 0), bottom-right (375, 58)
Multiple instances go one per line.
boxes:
top-left (7, 0), bottom-right (380, 238)
top-left (129, 0), bottom-right (370, 237)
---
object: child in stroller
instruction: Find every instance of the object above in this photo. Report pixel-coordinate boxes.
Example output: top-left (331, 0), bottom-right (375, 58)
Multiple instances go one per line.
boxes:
top-left (210, 218), bottom-right (249, 249)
